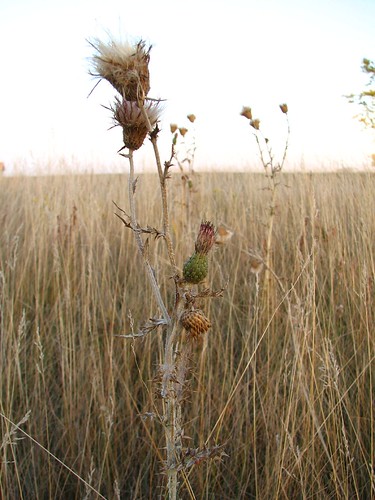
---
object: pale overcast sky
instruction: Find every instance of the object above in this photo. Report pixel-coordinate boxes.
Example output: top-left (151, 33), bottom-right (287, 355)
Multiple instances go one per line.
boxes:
top-left (0, 0), bottom-right (374, 174)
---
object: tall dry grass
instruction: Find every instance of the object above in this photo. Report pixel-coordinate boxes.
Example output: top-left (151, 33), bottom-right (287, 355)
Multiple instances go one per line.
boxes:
top-left (0, 169), bottom-right (374, 498)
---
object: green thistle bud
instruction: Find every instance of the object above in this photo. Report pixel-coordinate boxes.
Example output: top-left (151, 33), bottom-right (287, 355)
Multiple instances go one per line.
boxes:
top-left (183, 221), bottom-right (216, 284)
top-left (183, 253), bottom-right (208, 283)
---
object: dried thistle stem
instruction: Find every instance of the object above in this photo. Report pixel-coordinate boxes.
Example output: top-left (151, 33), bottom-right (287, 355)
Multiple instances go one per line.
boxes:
top-left (150, 133), bottom-right (177, 272)
top-left (162, 320), bottom-right (182, 499)
top-left (127, 149), bottom-right (170, 324)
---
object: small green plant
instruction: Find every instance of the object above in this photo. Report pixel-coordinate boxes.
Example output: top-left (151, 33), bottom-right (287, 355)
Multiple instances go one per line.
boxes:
top-left (89, 35), bottom-right (226, 499)
top-left (345, 58), bottom-right (375, 131)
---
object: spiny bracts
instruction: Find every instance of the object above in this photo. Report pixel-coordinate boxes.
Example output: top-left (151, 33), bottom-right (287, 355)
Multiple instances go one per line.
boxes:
top-left (183, 221), bottom-right (216, 284)
top-left (180, 309), bottom-right (211, 339)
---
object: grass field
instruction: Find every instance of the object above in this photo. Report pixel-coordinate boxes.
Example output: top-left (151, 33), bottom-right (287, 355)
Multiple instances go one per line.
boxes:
top-left (0, 169), bottom-right (374, 499)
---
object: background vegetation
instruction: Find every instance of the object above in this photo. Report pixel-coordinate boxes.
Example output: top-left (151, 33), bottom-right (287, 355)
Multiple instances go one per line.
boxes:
top-left (0, 169), bottom-right (374, 499)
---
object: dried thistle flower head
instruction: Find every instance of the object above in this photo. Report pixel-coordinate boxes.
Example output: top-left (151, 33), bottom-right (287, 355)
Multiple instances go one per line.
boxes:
top-left (179, 127), bottom-right (188, 137)
top-left (240, 106), bottom-right (253, 120)
top-left (215, 224), bottom-right (234, 245)
top-left (195, 221), bottom-right (216, 255)
top-left (180, 309), bottom-right (211, 340)
top-left (249, 256), bottom-right (264, 275)
top-left (89, 37), bottom-right (151, 101)
top-left (187, 114), bottom-right (196, 123)
top-left (112, 97), bottom-right (162, 150)
top-left (170, 123), bottom-right (178, 133)
top-left (279, 103), bottom-right (288, 114)
top-left (250, 119), bottom-right (260, 130)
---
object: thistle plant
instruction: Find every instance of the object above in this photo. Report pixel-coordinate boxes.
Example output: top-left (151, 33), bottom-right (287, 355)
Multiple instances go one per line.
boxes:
top-left (183, 221), bottom-right (215, 284)
top-left (89, 35), bottom-right (225, 499)
top-left (241, 104), bottom-right (290, 291)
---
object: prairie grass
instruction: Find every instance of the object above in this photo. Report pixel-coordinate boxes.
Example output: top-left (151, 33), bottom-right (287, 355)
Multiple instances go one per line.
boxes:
top-left (0, 169), bottom-right (374, 499)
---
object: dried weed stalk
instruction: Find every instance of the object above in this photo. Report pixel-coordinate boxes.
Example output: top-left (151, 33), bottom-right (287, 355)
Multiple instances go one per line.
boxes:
top-left (170, 115), bottom-right (197, 234)
top-left (89, 35), bottom-right (225, 499)
top-left (241, 104), bottom-right (290, 293)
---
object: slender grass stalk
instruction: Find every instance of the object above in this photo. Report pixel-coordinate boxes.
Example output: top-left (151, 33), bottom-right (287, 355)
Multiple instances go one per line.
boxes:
top-left (1, 171), bottom-right (374, 497)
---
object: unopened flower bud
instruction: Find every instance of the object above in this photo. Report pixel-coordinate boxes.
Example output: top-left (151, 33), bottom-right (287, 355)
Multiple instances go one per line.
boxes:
top-left (183, 221), bottom-right (216, 284)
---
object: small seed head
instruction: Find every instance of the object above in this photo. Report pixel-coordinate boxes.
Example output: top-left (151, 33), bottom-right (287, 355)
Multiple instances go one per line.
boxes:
top-left (179, 127), bottom-right (188, 137)
top-left (240, 106), bottom-right (253, 120)
top-left (279, 103), bottom-right (288, 114)
top-left (170, 123), bottom-right (178, 133)
top-left (187, 114), bottom-right (196, 123)
top-left (215, 225), bottom-right (234, 245)
top-left (250, 119), bottom-right (260, 130)
top-left (249, 256), bottom-right (264, 275)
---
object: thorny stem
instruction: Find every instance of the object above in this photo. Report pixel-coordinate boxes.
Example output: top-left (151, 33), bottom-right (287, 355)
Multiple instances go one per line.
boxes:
top-left (150, 134), bottom-right (178, 273)
top-left (127, 149), bottom-right (171, 324)
top-left (127, 144), bottom-right (185, 500)
top-left (147, 122), bottom-right (184, 499)
top-left (138, 100), bottom-right (177, 273)
top-left (161, 288), bottom-right (191, 497)
top-left (139, 101), bottom-right (185, 498)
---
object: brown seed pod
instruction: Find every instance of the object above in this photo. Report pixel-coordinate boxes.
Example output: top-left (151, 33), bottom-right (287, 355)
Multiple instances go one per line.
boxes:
top-left (240, 106), bottom-right (252, 120)
top-left (180, 309), bottom-right (211, 340)
top-left (279, 103), bottom-right (288, 114)
top-left (122, 125), bottom-right (149, 151)
top-left (112, 98), bottom-right (162, 150)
